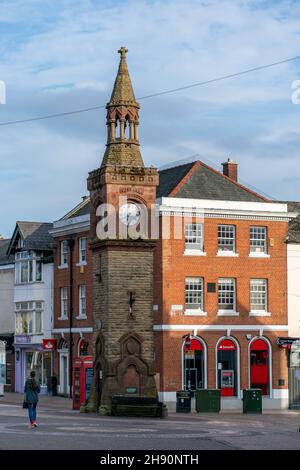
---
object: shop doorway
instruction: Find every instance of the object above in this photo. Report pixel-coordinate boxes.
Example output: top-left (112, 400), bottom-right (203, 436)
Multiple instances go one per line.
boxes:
top-left (250, 338), bottom-right (270, 396)
top-left (183, 337), bottom-right (205, 395)
top-left (289, 368), bottom-right (300, 409)
top-left (59, 353), bottom-right (68, 396)
top-left (217, 338), bottom-right (238, 397)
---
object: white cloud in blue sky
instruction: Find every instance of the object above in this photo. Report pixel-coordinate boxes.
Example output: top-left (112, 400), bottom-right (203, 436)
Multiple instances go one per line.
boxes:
top-left (0, 0), bottom-right (300, 235)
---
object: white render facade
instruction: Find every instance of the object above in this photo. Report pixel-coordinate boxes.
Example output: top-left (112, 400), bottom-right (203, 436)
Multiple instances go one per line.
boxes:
top-left (7, 222), bottom-right (54, 394)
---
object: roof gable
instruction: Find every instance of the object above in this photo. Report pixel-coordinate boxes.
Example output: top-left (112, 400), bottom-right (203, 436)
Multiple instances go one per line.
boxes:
top-left (157, 162), bottom-right (195, 198)
top-left (7, 221), bottom-right (54, 255)
top-left (60, 197), bottom-right (91, 220)
top-left (158, 160), bottom-right (267, 202)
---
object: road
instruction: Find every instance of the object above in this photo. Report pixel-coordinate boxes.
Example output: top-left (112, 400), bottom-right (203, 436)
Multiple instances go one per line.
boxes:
top-left (0, 399), bottom-right (300, 450)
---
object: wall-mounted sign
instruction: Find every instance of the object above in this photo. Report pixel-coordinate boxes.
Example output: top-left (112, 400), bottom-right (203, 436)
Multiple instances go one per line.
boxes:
top-left (207, 283), bottom-right (216, 293)
top-left (277, 337), bottom-right (300, 349)
top-left (15, 335), bottom-right (31, 344)
top-left (43, 339), bottom-right (56, 351)
top-left (218, 339), bottom-right (236, 351)
top-left (171, 305), bottom-right (183, 311)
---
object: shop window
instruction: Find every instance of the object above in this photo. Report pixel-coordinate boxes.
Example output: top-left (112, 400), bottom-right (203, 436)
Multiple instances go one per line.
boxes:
top-left (25, 351), bottom-right (51, 387)
top-left (250, 338), bottom-right (270, 396)
top-left (217, 338), bottom-right (238, 397)
top-left (183, 337), bottom-right (205, 395)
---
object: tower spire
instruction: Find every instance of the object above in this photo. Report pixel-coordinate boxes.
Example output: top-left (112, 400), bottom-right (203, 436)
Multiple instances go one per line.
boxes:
top-left (101, 47), bottom-right (144, 167)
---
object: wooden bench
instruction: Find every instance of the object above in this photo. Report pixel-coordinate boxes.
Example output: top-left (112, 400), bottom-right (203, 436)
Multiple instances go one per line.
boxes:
top-left (111, 395), bottom-right (165, 418)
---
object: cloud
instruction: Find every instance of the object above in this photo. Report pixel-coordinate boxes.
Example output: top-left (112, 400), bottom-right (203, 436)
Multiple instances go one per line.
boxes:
top-left (0, 0), bottom-right (300, 235)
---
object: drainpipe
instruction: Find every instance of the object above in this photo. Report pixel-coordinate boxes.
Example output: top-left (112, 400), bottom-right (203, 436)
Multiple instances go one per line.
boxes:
top-left (67, 238), bottom-right (75, 399)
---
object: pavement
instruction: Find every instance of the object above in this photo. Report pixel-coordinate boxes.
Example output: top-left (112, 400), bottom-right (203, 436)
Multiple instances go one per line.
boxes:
top-left (0, 393), bottom-right (300, 450)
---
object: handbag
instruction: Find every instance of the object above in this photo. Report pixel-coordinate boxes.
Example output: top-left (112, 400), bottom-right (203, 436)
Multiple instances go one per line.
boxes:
top-left (22, 393), bottom-right (28, 409)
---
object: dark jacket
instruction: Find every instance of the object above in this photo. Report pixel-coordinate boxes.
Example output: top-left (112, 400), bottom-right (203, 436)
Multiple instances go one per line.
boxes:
top-left (24, 378), bottom-right (40, 404)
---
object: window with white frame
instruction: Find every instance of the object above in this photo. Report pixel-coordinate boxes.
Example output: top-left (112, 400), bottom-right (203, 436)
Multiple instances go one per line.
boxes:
top-left (79, 237), bottom-right (87, 263)
top-left (218, 225), bottom-right (236, 252)
top-left (185, 278), bottom-right (204, 311)
top-left (79, 285), bottom-right (86, 317)
top-left (185, 223), bottom-right (203, 251)
top-left (15, 251), bottom-right (42, 284)
top-left (250, 226), bottom-right (267, 253)
top-left (250, 279), bottom-right (267, 311)
top-left (60, 240), bottom-right (68, 265)
top-left (218, 279), bottom-right (236, 311)
top-left (60, 287), bottom-right (68, 318)
top-left (15, 301), bottom-right (43, 335)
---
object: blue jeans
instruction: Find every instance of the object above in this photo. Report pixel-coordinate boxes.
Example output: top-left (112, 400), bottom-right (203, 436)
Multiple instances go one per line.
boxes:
top-left (28, 403), bottom-right (37, 423)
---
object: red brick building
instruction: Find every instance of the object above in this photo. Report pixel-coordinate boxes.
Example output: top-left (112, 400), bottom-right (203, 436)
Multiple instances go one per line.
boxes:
top-left (50, 48), bottom-right (293, 410)
top-left (153, 160), bottom-right (292, 409)
top-left (50, 197), bottom-right (93, 396)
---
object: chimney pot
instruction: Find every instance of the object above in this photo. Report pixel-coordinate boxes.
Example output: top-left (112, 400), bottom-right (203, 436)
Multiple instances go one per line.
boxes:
top-left (222, 158), bottom-right (238, 182)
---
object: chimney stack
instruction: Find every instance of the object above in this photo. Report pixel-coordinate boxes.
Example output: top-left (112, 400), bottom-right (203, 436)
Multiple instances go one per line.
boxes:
top-left (222, 158), bottom-right (238, 182)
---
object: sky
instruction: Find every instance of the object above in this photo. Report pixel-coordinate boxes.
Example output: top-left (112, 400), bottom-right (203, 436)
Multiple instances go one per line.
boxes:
top-left (0, 0), bottom-right (300, 236)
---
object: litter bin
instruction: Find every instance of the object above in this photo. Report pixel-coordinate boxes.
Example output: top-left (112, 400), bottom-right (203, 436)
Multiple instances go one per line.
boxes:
top-left (195, 389), bottom-right (221, 413)
top-left (176, 390), bottom-right (191, 413)
top-left (242, 389), bottom-right (262, 413)
top-left (50, 376), bottom-right (58, 396)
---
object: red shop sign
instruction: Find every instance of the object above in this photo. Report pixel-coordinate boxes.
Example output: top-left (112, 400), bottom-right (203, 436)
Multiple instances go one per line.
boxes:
top-left (218, 339), bottom-right (236, 351)
top-left (43, 339), bottom-right (56, 351)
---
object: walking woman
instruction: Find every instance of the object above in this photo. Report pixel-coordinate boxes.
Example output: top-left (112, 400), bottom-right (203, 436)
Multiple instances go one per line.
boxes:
top-left (24, 370), bottom-right (40, 428)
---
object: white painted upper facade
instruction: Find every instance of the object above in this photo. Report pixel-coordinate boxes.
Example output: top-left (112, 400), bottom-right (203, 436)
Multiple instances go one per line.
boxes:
top-left (287, 243), bottom-right (300, 338)
top-left (14, 261), bottom-right (54, 344)
top-left (0, 263), bottom-right (14, 335)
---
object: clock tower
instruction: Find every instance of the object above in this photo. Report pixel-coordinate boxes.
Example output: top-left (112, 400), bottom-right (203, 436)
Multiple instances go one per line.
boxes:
top-left (87, 48), bottom-right (159, 412)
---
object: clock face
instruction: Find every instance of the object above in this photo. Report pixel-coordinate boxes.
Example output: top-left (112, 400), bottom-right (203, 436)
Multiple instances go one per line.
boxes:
top-left (119, 203), bottom-right (141, 226)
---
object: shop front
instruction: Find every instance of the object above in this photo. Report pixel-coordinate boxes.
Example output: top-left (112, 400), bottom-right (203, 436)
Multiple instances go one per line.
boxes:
top-left (56, 339), bottom-right (69, 396)
top-left (14, 336), bottom-right (52, 394)
top-left (250, 338), bottom-right (270, 395)
top-left (277, 337), bottom-right (300, 409)
top-left (217, 338), bottom-right (239, 397)
top-left (182, 336), bottom-right (206, 394)
top-left (156, 329), bottom-right (290, 410)
top-left (0, 341), bottom-right (5, 396)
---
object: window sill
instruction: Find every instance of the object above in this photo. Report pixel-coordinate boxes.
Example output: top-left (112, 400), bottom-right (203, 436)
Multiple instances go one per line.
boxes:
top-left (76, 261), bottom-right (87, 267)
top-left (184, 249), bottom-right (207, 256)
top-left (184, 310), bottom-right (207, 316)
top-left (249, 311), bottom-right (271, 317)
top-left (58, 316), bottom-right (68, 321)
top-left (15, 333), bottom-right (43, 336)
top-left (217, 251), bottom-right (239, 257)
top-left (75, 315), bottom-right (87, 320)
top-left (249, 253), bottom-right (270, 258)
top-left (217, 310), bottom-right (239, 316)
top-left (14, 281), bottom-right (44, 286)
top-left (58, 264), bottom-right (68, 270)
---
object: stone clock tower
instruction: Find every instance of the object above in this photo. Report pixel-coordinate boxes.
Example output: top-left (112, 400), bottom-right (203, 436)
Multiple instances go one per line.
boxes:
top-left (87, 48), bottom-right (159, 412)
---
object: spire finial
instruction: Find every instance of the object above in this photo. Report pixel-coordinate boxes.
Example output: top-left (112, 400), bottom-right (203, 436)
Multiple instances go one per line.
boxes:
top-left (118, 46), bottom-right (128, 59)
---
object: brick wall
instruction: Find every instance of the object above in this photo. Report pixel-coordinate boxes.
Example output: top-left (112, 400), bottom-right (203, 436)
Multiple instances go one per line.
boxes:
top-left (154, 215), bottom-right (289, 396)
top-left (53, 232), bottom-right (93, 330)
